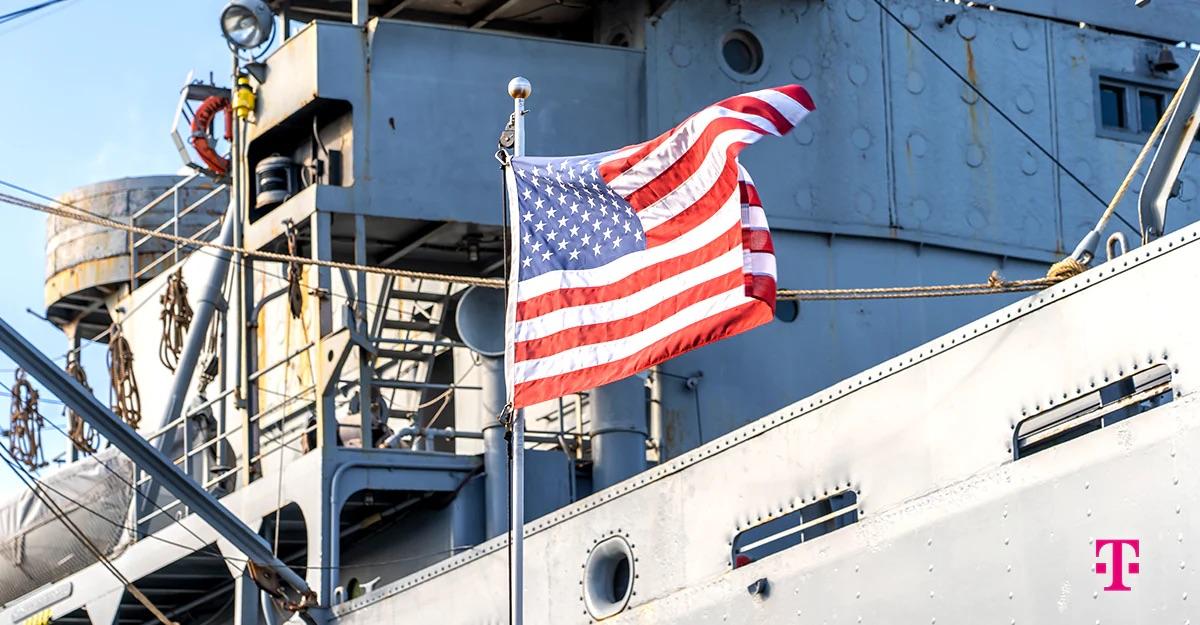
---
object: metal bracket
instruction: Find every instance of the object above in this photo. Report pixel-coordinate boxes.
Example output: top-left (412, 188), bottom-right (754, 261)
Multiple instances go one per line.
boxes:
top-left (0, 316), bottom-right (314, 603)
top-left (1139, 53), bottom-right (1200, 243)
top-left (317, 328), bottom-right (355, 397)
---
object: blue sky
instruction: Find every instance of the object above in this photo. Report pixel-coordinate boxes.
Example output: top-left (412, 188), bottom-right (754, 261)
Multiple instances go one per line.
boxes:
top-left (0, 0), bottom-right (235, 491)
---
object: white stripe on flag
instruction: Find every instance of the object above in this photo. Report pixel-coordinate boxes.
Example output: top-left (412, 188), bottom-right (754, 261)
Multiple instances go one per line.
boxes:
top-left (638, 127), bottom-right (768, 233)
top-left (742, 204), bottom-right (769, 230)
top-left (607, 104), bottom-right (783, 196)
top-left (513, 287), bottom-right (750, 381)
top-left (743, 251), bottom-right (777, 277)
top-left (514, 246), bottom-right (745, 340)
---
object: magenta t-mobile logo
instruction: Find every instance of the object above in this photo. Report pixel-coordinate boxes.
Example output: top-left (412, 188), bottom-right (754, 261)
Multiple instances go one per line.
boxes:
top-left (1095, 539), bottom-right (1140, 591)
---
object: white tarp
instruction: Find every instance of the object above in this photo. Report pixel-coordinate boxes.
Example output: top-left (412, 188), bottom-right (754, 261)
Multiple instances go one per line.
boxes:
top-left (0, 448), bottom-right (133, 606)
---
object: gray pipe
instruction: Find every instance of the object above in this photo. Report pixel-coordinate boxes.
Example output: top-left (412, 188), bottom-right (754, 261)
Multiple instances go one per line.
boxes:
top-left (154, 202), bottom-right (237, 445)
top-left (479, 355), bottom-right (509, 539)
top-left (590, 375), bottom-right (648, 491)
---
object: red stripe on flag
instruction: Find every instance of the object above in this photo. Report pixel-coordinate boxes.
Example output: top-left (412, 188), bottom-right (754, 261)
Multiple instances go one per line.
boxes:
top-left (624, 117), bottom-right (768, 211)
top-left (739, 181), bottom-right (762, 208)
top-left (714, 93), bottom-right (797, 135)
top-left (516, 223), bottom-right (742, 320)
top-left (742, 228), bottom-right (774, 254)
top-left (645, 158), bottom-right (742, 248)
top-left (514, 269), bottom-right (745, 361)
top-left (745, 274), bottom-right (777, 308)
top-left (512, 299), bottom-right (773, 408)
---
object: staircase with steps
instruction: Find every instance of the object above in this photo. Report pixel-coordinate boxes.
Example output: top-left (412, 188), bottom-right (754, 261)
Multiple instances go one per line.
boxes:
top-left (366, 277), bottom-right (460, 436)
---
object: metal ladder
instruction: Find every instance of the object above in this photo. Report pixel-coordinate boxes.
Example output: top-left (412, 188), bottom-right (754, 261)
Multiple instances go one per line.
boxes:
top-left (367, 277), bottom-right (456, 430)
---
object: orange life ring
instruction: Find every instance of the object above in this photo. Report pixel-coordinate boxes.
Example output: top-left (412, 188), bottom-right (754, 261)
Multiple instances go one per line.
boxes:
top-left (191, 96), bottom-right (233, 176)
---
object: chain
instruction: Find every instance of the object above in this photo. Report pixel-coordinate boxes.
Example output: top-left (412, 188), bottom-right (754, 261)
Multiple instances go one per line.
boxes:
top-left (8, 369), bottom-right (46, 470)
top-left (284, 220), bottom-right (303, 318)
top-left (65, 353), bottom-right (99, 454)
top-left (158, 269), bottom-right (194, 371)
top-left (108, 323), bottom-right (142, 429)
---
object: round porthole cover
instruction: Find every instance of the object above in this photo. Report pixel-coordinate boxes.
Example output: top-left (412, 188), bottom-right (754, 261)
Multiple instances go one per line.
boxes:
top-left (583, 535), bottom-right (635, 620)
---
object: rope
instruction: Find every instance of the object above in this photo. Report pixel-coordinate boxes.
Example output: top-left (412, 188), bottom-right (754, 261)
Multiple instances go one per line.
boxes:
top-left (777, 273), bottom-right (1059, 301)
top-left (0, 191), bottom-right (505, 288)
top-left (7, 369), bottom-right (45, 470)
top-left (284, 220), bottom-right (304, 318)
top-left (65, 354), bottom-right (99, 454)
top-left (107, 323), bottom-right (142, 429)
top-left (0, 187), bottom-right (1070, 302)
top-left (158, 269), bottom-right (194, 372)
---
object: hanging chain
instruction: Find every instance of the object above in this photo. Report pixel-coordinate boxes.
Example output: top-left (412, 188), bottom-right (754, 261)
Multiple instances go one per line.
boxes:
top-left (9, 369), bottom-right (46, 470)
top-left (285, 220), bottom-right (303, 319)
top-left (65, 353), bottom-right (99, 454)
top-left (108, 323), bottom-right (142, 429)
top-left (159, 269), bottom-right (194, 371)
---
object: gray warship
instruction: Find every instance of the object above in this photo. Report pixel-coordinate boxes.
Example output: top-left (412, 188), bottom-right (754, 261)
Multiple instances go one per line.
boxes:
top-left (3, 0), bottom-right (1200, 623)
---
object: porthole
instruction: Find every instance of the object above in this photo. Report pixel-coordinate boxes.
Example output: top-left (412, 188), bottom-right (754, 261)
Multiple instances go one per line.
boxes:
top-left (583, 536), bottom-right (635, 620)
top-left (719, 28), bottom-right (765, 80)
top-left (774, 299), bottom-right (799, 323)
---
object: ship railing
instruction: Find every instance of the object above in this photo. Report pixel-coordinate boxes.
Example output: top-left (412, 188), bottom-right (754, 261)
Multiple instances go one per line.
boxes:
top-left (131, 341), bottom-right (317, 530)
top-left (128, 172), bottom-right (228, 290)
top-left (126, 339), bottom-right (595, 535)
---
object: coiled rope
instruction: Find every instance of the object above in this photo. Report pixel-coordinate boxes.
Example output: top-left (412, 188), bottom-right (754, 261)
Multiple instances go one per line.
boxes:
top-left (8, 369), bottom-right (45, 470)
top-left (284, 220), bottom-right (303, 318)
top-left (108, 323), bottom-right (142, 429)
top-left (159, 269), bottom-right (194, 371)
top-left (65, 354), bottom-right (99, 454)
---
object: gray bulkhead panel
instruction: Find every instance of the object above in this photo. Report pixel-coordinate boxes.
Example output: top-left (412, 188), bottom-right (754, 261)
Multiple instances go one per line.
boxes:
top-left (249, 19), bottom-right (644, 225)
top-left (637, 0), bottom-right (1200, 452)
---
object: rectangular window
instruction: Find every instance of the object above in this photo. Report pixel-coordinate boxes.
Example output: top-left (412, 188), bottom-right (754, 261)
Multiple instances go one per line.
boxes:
top-left (1139, 89), bottom-right (1166, 133)
top-left (731, 490), bottom-right (858, 568)
top-left (1096, 76), bottom-right (1177, 141)
top-left (1100, 83), bottom-right (1127, 129)
top-left (1014, 364), bottom-right (1172, 459)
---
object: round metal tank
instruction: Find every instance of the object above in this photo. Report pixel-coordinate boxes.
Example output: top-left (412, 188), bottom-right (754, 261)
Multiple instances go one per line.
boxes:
top-left (0, 448), bottom-right (133, 606)
top-left (44, 176), bottom-right (227, 340)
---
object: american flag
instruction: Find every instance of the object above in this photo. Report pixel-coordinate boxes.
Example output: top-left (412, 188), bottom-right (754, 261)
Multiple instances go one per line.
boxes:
top-left (504, 85), bottom-right (814, 408)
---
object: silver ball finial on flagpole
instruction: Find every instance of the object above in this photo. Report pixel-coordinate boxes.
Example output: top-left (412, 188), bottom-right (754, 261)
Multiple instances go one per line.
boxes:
top-left (507, 77), bottom-right (530, 158)
top-left (508, 76), bottom-right (532, 99)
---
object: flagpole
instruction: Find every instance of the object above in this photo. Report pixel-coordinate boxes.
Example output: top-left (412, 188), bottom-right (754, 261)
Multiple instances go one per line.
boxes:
top-left (506, 76), bottom-right (530, 625)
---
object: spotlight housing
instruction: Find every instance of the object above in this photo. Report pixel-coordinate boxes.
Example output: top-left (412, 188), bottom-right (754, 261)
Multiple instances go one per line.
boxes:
top-left (221, 0), bottom-right (274, 50)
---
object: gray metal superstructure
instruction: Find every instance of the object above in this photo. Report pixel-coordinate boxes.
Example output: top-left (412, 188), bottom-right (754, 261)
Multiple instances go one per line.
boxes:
top-left (3, 1), bottom-right (1200, 624)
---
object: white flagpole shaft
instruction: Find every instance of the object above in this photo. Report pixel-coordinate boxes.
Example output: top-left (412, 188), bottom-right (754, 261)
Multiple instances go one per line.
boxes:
top-left (506, 76), bottom-right (530, 625)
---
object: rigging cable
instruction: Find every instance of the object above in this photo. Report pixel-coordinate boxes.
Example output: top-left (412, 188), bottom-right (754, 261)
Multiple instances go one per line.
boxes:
top-left (0, 0), bottom-right (70, 25)
top-left (0, 181), bottom-right (1067, 300)
top-left (0, 440), bottom-right (177, 625)
top-left (869, 0), bottom-right (1138, 235)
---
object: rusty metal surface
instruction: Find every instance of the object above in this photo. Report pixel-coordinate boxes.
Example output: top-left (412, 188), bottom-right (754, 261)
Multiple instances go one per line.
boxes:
top-left (44, 176), bottom-right (227, 329)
